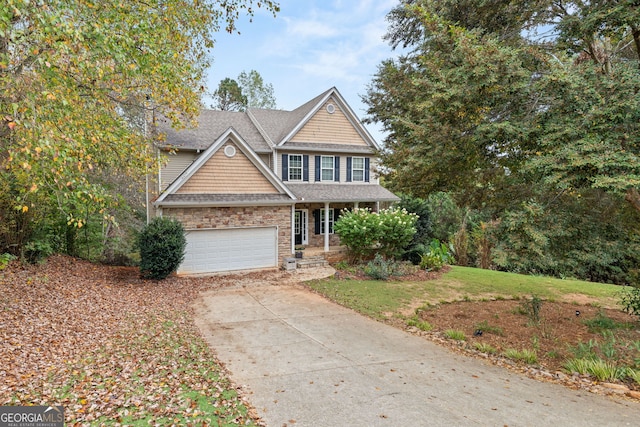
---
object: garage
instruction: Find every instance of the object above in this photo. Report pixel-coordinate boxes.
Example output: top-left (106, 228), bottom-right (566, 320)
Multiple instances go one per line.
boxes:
top-left (179, 226), bottom-right (278, 275)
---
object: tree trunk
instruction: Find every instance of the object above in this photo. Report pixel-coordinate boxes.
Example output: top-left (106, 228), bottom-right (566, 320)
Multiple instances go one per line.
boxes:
top-left (625, 188), bottom-right (640, 214)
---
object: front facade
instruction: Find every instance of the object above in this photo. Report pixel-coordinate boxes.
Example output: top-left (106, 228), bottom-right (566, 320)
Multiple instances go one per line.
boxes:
top-left (152, 87), bottom-right (399, 275)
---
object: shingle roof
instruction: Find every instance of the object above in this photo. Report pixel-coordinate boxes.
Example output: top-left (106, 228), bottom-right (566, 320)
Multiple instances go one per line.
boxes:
top-left (153, 88), bottom-right (374, 154)
top-left (285, 183), bottom-right (400, 203)
top-left (278, 142), bottom-right (374, 154)
top-left (159, 193), bottom-right (295, 207)
top-left (155, 110), bottom-right (271, 153)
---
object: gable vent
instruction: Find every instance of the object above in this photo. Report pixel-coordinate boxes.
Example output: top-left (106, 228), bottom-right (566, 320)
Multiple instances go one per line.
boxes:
top-left (326, 103), bottom-right (336, 114)
top-left (224, 145), bottom-right (236, 157)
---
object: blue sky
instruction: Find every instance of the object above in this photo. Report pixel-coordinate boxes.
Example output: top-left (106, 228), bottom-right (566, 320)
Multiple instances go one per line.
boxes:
top-left (204, 0), bottom-right (399, 143)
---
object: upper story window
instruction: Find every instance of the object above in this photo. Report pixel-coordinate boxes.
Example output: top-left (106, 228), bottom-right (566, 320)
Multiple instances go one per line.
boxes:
top-left (351, 157), bottom-right (365, 182)
top-left (321, 156), bottom-right (335, 181)
top-left (289, 154), bottom-right (303, 181)
top-left (282, 154), bottom-right (309, 182)
top-left (347, 156), bottom-right (370, 182)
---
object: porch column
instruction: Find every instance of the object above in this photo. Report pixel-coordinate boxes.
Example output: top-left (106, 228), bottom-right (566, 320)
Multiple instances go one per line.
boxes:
top-left (291, 205), bottom-right (295, 254)
top-left (354, 202), bottom-right (359, 210)
top-left (324, 202), bottom-right (330, 252)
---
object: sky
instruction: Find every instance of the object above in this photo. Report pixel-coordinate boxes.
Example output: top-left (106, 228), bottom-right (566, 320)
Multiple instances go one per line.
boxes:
top-left (204, 0), bottom-right (400, 144)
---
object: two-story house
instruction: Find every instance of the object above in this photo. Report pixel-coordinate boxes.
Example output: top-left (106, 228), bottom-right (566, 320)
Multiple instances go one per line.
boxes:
top-left (152, 87), bottom-right (399, 275)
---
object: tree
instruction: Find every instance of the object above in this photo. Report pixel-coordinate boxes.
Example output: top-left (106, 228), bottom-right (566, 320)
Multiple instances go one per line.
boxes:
top-left (364, 5), bottom-right (536, 206)
top-left (363, 0), bottom-right (640, 283)
top-left (525, 1), bottom-right (640, 215)
top-left (237, 69), bottom-right (277, 109)
top-left (0, 0), bottom-right (279, 256)
top-left (211, 70), bottom-right (276, 110)
top-left (211, 78), bottom-right (247, 111)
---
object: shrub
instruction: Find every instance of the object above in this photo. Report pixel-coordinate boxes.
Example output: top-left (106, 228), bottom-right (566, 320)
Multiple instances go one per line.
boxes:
top-left (619, 285), bottom-right (640, 322)
top-left (519, 295), bottom-right (543, 324)
top-left (138, 217), bottom-right (186, 280)
top-left (0, 253), bottom-right (16, 270)
top-left (364, 253), bottom-right (397, 280)
top-left (419, 239), bottom-right (454, 271)
top-left (334, 207), bottom-right (417, 262)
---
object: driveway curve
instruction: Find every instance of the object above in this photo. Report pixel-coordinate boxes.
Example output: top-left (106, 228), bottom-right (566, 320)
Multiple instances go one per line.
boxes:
top-left (194, 272), bottom-right (640, 427)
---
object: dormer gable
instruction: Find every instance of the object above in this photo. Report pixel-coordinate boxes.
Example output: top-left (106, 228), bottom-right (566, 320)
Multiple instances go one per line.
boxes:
top-left (155, 128), bottom-right (295, 206)
top-left (277, 87), bottom-right (379, 149)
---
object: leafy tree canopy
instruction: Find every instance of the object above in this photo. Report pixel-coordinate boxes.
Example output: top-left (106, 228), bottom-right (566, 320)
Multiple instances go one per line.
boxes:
top-left (211, 69), bottom-right (276, 110)
top-left (212, 77), bottom-right (247, 111)
top-left (0, 0), bottom-right (279, 234)
top-left (365, 0), bottom-right (640, 214)
top-left (238, 69), bottom-right (277, 109)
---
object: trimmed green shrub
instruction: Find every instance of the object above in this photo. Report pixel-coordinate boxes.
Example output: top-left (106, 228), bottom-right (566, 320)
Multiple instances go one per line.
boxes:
top-left (138, 217), bottom-right (186, 280)
top-left (334, 207), bottom-right (417, 262)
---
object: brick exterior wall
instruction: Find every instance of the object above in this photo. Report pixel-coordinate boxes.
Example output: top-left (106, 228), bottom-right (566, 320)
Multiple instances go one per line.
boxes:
top-left (164, 206), bottom-right (292, 264)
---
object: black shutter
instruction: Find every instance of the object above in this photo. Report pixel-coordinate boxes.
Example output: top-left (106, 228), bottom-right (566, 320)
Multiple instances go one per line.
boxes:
top-left (282, 154), bottom-right (288, 181)
top-left (315, 156), bottom-right (321, 182)
top-left (365, 158), bottom-right (370, 182)
top-left (303, 155), bottom-right (309, 182)
top-left (346, 157), bottom-right (352, 182)
top-left (334, 157), bottom-right (340, 182)
top-left (314, 209), bottom-right (320, 234)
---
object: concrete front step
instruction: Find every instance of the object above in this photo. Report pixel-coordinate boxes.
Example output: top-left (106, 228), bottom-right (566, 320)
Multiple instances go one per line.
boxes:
top-left (296, 256), bottom-right (329, 269)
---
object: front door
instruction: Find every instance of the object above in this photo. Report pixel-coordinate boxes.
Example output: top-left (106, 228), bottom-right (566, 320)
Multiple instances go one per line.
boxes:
top-left (294, 210), bottom-right (308, 245)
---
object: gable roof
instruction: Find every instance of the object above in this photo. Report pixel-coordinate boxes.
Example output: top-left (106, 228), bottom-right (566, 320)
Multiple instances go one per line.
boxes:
top-left (154, 87), bottom-right (379, 153)
top-left (155, 128), bottom-right (295, 207)
top-left (274, 87), bottom-right (380, 150)
top-left (155, 110), bottom-right (272, 153)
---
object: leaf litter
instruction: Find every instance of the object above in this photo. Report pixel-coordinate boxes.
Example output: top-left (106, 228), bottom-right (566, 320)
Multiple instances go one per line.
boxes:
top-left (0, 255), bottom-right (265, 426)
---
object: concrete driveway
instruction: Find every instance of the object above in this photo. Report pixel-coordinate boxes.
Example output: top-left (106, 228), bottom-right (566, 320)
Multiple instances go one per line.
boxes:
top-left (194, 278), bottom-right (640, 426)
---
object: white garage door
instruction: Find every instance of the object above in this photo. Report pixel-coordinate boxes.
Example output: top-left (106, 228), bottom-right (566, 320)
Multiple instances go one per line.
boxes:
top-left (179, 227), bottom-right (278, 275)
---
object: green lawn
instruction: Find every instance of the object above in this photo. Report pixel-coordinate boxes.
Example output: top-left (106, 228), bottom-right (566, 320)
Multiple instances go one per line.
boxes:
top-left (307, 266), bottom-right (623, 320)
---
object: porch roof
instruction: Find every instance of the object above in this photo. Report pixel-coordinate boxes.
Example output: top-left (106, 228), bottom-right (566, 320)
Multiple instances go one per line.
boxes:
top-left (157, 193), bottom-right (295, 207)
top-left (285, 183), bottom-right (400, 203)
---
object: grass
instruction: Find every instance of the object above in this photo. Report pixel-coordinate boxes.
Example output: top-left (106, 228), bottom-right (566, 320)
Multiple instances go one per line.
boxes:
top-left (503, 348), bottom-right (538, 364)
top-left (310, 266), bottom-right (621, 314)
top-left (473, 342), bottom-right (498, 355)
top-left (406, 316), bottom-right (433, 331)
top-left (583, 311), bottom-right (631, 333)
top-left (563, 358), bottom-right (628, 382)
top-left (473, 320), bottom-right (504, 336)
top-left (444, 329), bottom-right (466, 341)
top-left (308, 264), bottom-right (640, 384)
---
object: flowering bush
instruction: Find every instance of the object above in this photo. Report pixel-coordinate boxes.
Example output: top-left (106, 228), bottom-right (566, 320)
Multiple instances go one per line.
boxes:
top-left (334, 207), bottom-right (417, 261)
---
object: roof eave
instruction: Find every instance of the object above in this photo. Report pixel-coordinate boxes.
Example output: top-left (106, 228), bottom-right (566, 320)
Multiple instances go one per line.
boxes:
top-left (157, 199), bottom-right (297, 208)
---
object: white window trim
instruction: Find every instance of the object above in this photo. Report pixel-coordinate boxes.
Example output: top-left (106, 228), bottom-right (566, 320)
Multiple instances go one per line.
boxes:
top-left (289, 154), bottom-right (303, 181)
top-left (321, 155), bottom-right (334, 182)
top-left (351, 156), bottom-right (365, 182)
top-left (320, 208), bottom-right (335, 235)
top-left (295, 209), bottom-right (309, 244)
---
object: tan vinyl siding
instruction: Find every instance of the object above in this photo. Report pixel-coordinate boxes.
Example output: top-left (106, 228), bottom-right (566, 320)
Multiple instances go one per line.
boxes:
top-left (159, 151), bottom-right (197, 191)
top-left (290, 100), bottom-right (368, 145)
top-left (176, 142), bottom-right (280, 194)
